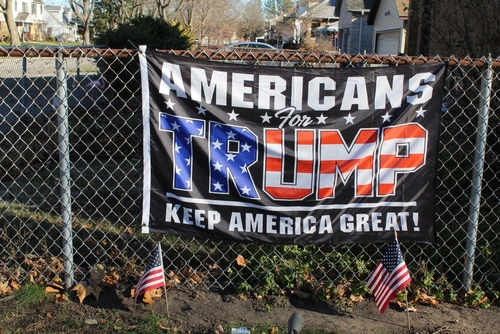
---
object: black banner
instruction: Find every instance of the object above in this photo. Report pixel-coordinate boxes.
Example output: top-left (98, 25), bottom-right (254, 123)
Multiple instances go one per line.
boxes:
top-left (140, 47), bottom-right (445, 245)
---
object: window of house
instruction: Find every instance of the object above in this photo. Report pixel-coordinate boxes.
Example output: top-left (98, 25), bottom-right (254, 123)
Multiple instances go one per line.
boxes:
top-left (22, 1), bottom-right (28, 13)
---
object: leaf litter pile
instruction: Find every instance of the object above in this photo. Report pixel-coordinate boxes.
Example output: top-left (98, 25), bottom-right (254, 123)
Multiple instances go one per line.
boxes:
top-left (2, 252), bottom-right (500, 334)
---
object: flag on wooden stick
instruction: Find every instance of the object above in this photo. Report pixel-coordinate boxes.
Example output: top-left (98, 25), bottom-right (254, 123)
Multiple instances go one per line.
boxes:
top-left (366, 239), bottom-right (411, 314)
top-left (134, 242), bottom-right (165, 304)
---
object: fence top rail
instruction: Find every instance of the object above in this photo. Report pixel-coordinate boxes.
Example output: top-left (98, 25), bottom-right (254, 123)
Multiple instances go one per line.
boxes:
top-left (1, 46), bottom-right (499, 67)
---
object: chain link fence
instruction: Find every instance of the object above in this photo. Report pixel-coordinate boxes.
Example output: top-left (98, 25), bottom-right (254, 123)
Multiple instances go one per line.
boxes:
top-left (1, 47), bottom-right (499, 296)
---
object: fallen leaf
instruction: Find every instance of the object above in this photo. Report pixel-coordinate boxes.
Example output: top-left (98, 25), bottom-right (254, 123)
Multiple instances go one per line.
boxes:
top-left (48, 282), bottom-right (64, 290)
top-left (350, 294), bottom-right (364, 303)
top-left (10, 280), bottom-right (21, 291)
top-left (73, 283), bottom-right (89, 304)
top-left (415, 290), bottom-right (439, 306)
top-left (0, 281), bottom-right (12, 296)
top-left (336, 284), bottom-right (347, 298)
top-left (45, 286), bottom-right (61, 294)
top-left (88, 285), bottom-right (103, 300)
top-left (236, 255), bottom-right (246, 267)
top-left (142, 291), bottom-right (156, 305)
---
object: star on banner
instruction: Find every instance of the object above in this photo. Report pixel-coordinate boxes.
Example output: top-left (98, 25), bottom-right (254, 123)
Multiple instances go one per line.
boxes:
top-left (227, 109), bottom-right (239, 121)
top-left (213, 181), bottom-right (224, 191)
top-left (165, 98), bottom-right (175, 110)
top-left (344, 113), bottom-right (355, 124)
top-left (261, 112), bottom-right (272, 123)
top-left (212, 139), bottom-right (223, 150)
top-left (170, 121), bottom-right (180, 131)
top-left (241, 142), bottom-right (252, 152)
top-left (240, 185), bottom-right (251, 196)
top-left (212, 161), bottom-right (223, 171)
top-left (381, 112), bottom-right (393, 123)
top-left (197, 105), bottom-right (207, 115)
top-left (316, 113), bottom-right (327, 124)
top-left (415, 107), bottom-right (426, 118)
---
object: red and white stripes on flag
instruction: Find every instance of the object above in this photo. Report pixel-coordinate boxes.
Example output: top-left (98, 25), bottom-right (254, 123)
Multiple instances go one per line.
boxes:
top-left (366, 239), bottom-right (411, 314)
top-left (134, 243), bottom-right (165, 303)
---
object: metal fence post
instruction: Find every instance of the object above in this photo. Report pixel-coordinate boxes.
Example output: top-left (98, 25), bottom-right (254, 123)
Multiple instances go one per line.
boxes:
top-left (55, 47), bottom-right (74, 289)
top-left (22, 56), bottom-right (27, 112)
top-left (463, 55), bottom-right (493, 291)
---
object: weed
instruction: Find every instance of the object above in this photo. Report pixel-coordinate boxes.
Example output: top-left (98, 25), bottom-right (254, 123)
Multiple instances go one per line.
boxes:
top-left (13, 283), bottom-right (46, 307)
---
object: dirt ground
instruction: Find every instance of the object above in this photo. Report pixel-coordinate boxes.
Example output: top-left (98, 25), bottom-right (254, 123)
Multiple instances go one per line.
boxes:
top-left (1, 283), bottom-right (499, 334)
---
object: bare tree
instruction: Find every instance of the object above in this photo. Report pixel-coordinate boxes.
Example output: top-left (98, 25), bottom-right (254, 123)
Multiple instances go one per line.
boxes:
top-left (263, 0), bottom-right (294, 17)
top-left (69, 0), bottom-right (96, 45)
top-left (0, 0), bottom-right (21, 45)
top-left (154, 0), bottom-right (183, 20)
top-left (238, 0), bottom-right (267, 41)
top-left (174, 0), bottom-right (241, 47)
top-left (427, 0), bottom-right (500, 57)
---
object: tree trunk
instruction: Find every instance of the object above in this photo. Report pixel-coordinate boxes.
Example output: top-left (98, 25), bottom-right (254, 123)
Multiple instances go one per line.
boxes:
top-left (2, 0), bottom-right (21, 46)
top-left (83, 26), bottom-right (91, 45)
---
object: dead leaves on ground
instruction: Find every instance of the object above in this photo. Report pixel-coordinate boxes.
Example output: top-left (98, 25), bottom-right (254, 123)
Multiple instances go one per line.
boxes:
top-left (130, 288), bottom-right (163, 305)
top-left (0, 276), bottom-right (22, 296)
top-left (73, 282), bottom-right (103, 303)
top-left (71, 263), bottom-right (120, 304)
top-left (24, 255), bottom-right (63, 284)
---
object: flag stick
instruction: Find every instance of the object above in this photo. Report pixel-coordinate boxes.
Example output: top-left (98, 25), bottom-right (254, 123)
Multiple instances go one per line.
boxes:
top-left (405, 287), bottom-right (410, 331)
top-left (157, 238), bottom-right (169, 318)
top-left (395, 230), bottom-right (411, 331)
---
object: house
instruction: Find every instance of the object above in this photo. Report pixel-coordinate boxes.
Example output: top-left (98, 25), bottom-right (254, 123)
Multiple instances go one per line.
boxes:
top-left (266, 0), bottom-right (339, 50)
top-left (0, 0), bottom-right (45, 42)
top-left (42, 6), bottom-right (79, 42)
top-left (334, 0), bottom-right (374, 54)
top-left (297, 0), bottom-right (339, 49)
top-left (367, 0), bottom-right (409, 55)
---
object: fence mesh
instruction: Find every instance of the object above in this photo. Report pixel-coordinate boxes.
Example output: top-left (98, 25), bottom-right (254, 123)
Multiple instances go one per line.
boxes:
top-left (1, 47), bottom-right (499, 295)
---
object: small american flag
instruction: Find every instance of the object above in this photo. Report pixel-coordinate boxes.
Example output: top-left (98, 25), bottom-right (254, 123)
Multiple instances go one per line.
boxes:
top-left (366, 239), bottom-right (411, 314)
top-left (134, 243), bottom-right (165, 303)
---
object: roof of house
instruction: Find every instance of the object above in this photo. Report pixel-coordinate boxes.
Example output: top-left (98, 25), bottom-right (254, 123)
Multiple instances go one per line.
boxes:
top-left (15, 13), bottom-right (34, 23)
top-left (334, 0), bottom-right (375, 16)
top-left (368, 0), bottom-right (408, 24)
top-left (302, 0), bottom-right (338, 19)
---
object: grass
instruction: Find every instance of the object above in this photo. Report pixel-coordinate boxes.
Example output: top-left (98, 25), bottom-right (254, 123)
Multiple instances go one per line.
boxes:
top-left (12, 283), bottom-right (46, 307)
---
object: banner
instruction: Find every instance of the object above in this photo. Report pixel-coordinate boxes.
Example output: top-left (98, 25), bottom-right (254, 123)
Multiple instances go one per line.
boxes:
top-left (140, 47), bottom-right (445, 245)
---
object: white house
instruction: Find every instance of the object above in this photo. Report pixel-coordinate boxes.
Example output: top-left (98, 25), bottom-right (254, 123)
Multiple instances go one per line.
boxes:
top-left (334, 0), bottom-right (374, 54)
top-left (367, 0), bottom-right (408, 55)
top-left (0, 0), bottom-right (45, 42)
top-left (42, 6), bottom-right (79, 42)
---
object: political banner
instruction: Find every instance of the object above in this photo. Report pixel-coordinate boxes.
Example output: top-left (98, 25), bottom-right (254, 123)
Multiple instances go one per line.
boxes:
top-left (139, 47), bottom-right (445, 245)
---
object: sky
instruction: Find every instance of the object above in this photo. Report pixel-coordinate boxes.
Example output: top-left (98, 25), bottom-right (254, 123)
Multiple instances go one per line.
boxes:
top-left (44, 0), bottom-right (69, 6)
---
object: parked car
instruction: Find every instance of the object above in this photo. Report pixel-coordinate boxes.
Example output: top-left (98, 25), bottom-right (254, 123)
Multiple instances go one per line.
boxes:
top-left (222, 42), bottom-right (277, 51)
